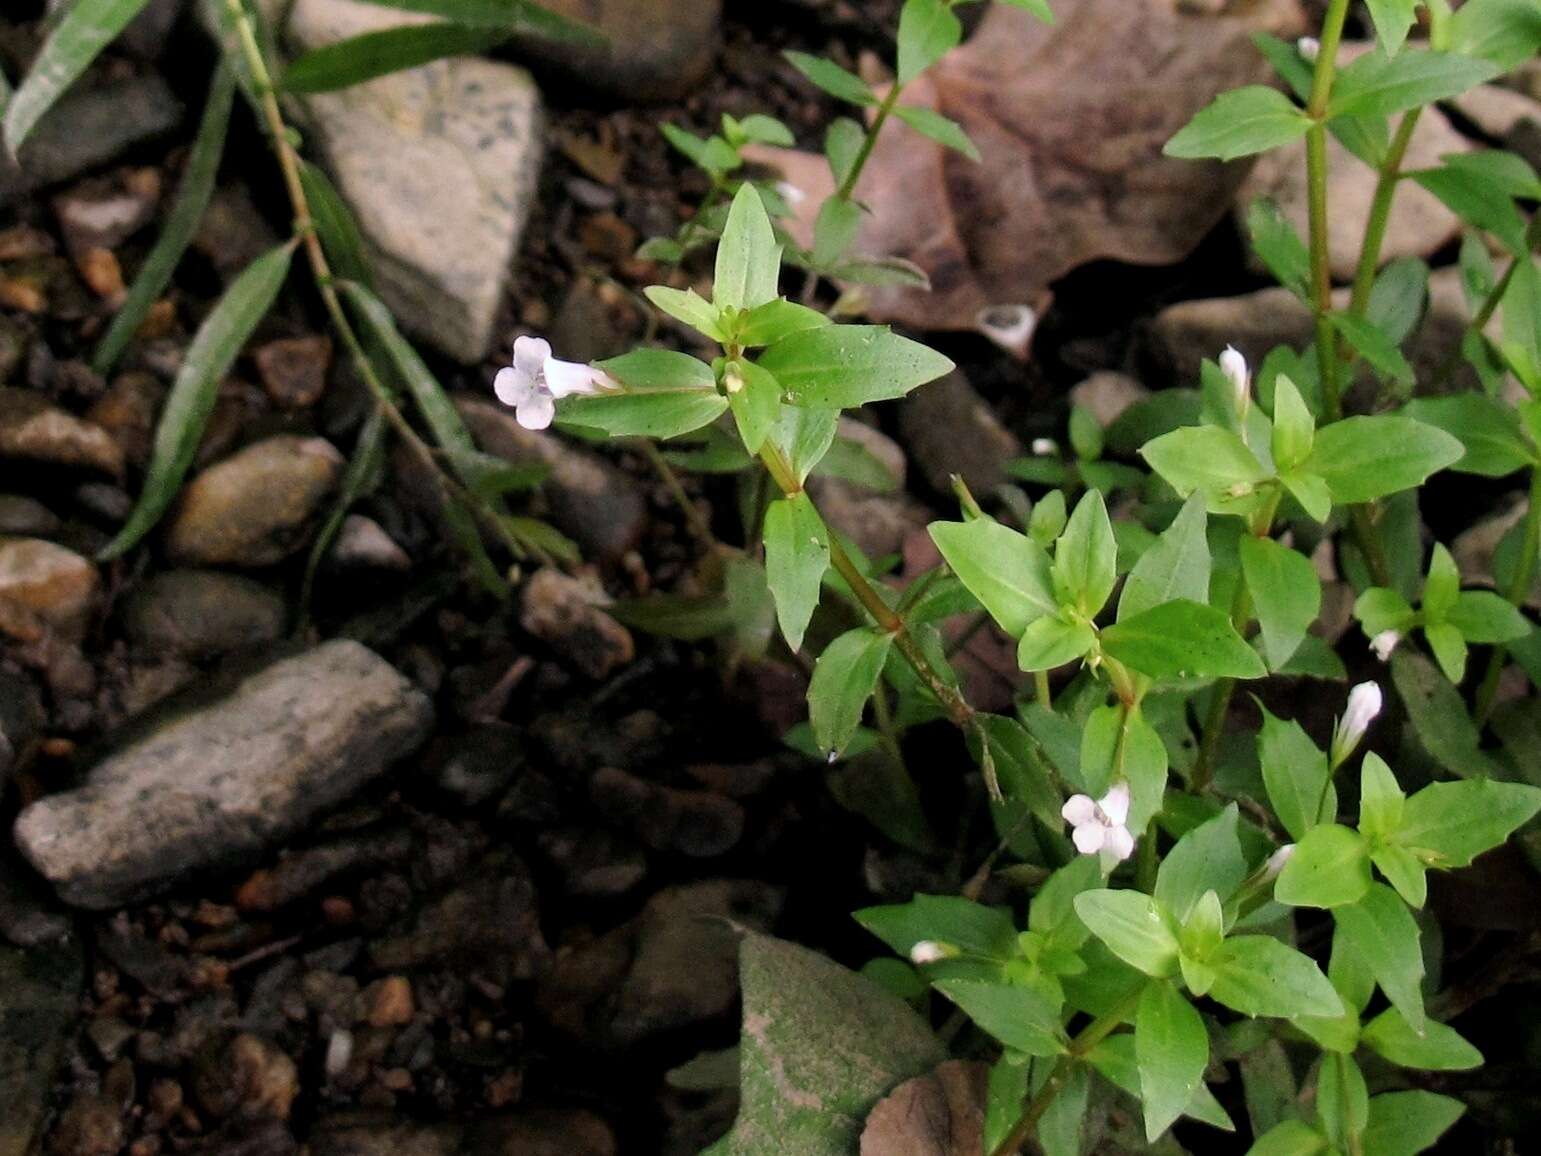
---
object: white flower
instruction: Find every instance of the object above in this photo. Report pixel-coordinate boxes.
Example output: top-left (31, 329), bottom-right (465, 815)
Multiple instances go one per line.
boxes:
top-left (1031, 437), bottom-right (1059, 456)
top-left (776, 180), bottom-right (807, 207)
top-left (1220, 345), bottom-right (1250, 420)
top-left (494, 335), bottom-right (619, 431)
top-left (1263, 843), bottom-right (1295, 880)
top-left (1298, 36), bottom-right (1321, 62)
top-left (1331, 681), bottom-right (1383, 767)
top-left (1370, 629), bottom-right (1400, 662)
top-left (909, 940), bottom-right (956, 965)
top-left (976, 303), bottom-right (1038, 356)
top-left (1062, 783), bottom-right (1135, 862)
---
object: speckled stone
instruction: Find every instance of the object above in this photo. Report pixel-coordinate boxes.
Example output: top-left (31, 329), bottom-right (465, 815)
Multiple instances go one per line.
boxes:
top-left (282, 0), bottom-right (544, 363)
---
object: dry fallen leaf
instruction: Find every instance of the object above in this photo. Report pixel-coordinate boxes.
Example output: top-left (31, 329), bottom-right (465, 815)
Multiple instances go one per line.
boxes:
top-left (754, 0), bottom-right (1305, 341)
top-left (860, 1059), bottom-right (990, 1156)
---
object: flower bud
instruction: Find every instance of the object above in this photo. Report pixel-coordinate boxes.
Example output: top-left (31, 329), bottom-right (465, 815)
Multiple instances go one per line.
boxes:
top-left (1370, 630), bottom-right (1399, 662)
top-left (1331, 681), bottom-right (1382, 767)
top-left (1220, 345), bottom-right (1249, 423)
top-left (909, 940), bottom-right (957, 965)
top-left (1298, 36), bottom-right (1321, 62)
top-left (1263, 843), bottom-right (1295, 881)
top-left (1031, 437), bottom-right (1058, 457)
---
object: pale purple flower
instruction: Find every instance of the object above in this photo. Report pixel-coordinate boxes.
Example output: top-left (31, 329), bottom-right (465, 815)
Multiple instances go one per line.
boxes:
top-left (1370, 629), bottom-right (1399, 662)
top-left (1062, 783), bottom-right (1135, 862)
top-left (1331, 681), bottom-right (1382, 767)
top-left (494, 335), bottom-right (618, 431)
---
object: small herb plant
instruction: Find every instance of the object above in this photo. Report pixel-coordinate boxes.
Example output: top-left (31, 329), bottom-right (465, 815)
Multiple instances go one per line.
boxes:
top-left (488, 0), bottom-right (1541, 1151)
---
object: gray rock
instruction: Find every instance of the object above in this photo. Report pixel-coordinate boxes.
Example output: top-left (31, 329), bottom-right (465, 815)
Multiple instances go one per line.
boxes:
top-left (1146, 286), bottom-right (1318, 384)
top-left (535, 826), bottom-right (647, 897)
top-left (280, 0), bottom-right (544, 363)
top-left (899, 371), bottom-right (1020, 495)
top-left (125, 570), bottom-right (288, 658)
top-left (0, 538), bottom-right (99, 642)
top-left (456, 397), bottom-right (647, 561)
top-left (1069, 371), bottom-right (1150, 428)
top-left (166, 436), bottom-right (344, 567)
top-left (51, 169), bottom-right (163, 255)
top-left (519, 0), bottom-right (721, 102)
top-left (14, 640), bottom-right (434, 908)
top-left (0, 496), bottom-right (59, 537)
top-left (519, 568), bottom-right (634, 680)
top-left (331, 514), bottom-right (411, 572)
top-left (0, 74), bottom-right (182, 207)
top-left (0, 667), bottom-right (43, 785)
top-left (589, 766), bottom-right (744, 857)
top-left (309, 1110), bottom-right (616, 1156)
top-left (0, 858), bottom-right (70, 948)
top-left (0, 386), bottom-right (123, 477)
top-left (0, 939), bottom-right (84, 1156)
top-left (1448, 86), bottom-right (1541, 170)
top-left (1238, 96), bottom-right (1469, 282)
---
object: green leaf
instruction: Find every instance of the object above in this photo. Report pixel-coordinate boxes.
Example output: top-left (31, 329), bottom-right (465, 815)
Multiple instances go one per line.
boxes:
top-left (1329, 49), bottom-right (1500, 120)
top-left (972, 714), bottom-right (1064, 831)
top-left (1275, 824), bottom-right (1372, 909)
top-left (644, 286), bottom-right (725, 340)
top-left (893, 105), bottom-right (980, 160)
top-left (300, 161), bottom-right (374, 289)
top-left (283, 23), bottom-right (510, 92)
top-left (1447, 590), bottom-right (1530, 643)
top-left (1404, 394), bottom-right (1536, 477)
top-left (1397, 778), bottom-right (1541, 866)
top-left (1330, 313), bottom-right (1414, 389)
top-left (1270, 375), bottom-right (1315, 471)
top-left (1086, 1035), bottom-right (1235, 1135)
top-left (930, 518), bottom-right (1057, 637)
top-left (1054, 490), bottom-right (1117, 616)
top-left (809, 628), bottom-right (894, 756)
top-left (1240, 536), bottom-right (1321, 670)
top-left (1365, 0), bottom-right (1420, 54)
top-left (1361, 1009), bottom-right (1482, 1071)
top-left (561, 349), bottom-right (727, 438)
top-left (1390, 650), bottom-right (1505, 778)
top-left (1016, 614), bottom-right (1095, 673)
top-left (1101, 599), bottom-right (1267, 681)
top-left (710, 934), bottom-right (945, 1156)
top-left (1156, 805), bottom-right (1248, 923)
top-left (94, 64), bottom-right (235, 376)
top-left (1448, 0), bottom-right (1541, 69)
top-left (715, 184), bottom-right (782, 312)
top-left (1208, 936), bottom-right (1344, 1019)
top-left (1247, 198), bottom-right (1311, 299)
top-left (661, 124), bottom-right (740, 175)
top-left (1139, 426), bottom-right (1269, 513)
top-left (1164, 86), bottom-right (1312, 162)
top-left (1304, 416), bottom-right (1462, 504)
top-left (783, 50), bottom-right (878, 106)
top-left (100, 242), bottom-right (295, 560)
top-left (1259, 709), bottom-right (1336, 841)
top-left (1118, 494), bottom-right (1211, 622)
top-left (1414, 163), bottom-right (1530, 256)
top-left (758, 325), bottom-right (954, 408)
top-left (1359, 752), bottom-right (1406, 844)
top-left (1333, 883), bottom-right (1425, 1033)
top-left (811, 196), bottom-right (861, 268)
top-left (1318, 1053), bottom-right (1369, 1151)
top-left (855, 893), bottom-right (1017, 962)
top-left (1073, 890), bottom-right (1180, 978)
top-left (763, 492), bottom-right (830, 652)
top-left (1367, 257), bottom-right (1430, 345)
top-left (727, 359), bottom-right (781, 452)
top-left (354, 0), bottom-right (601, 42)
top-left (824, 118), bottom-right (866, 187)
top-left (933, 979), bottom-right (1066, 1057)
top-left (1136, 983), bottom-right (1209, 1141)
top-left (303, 404), bottom-right (388, 609)
top-left (896, 0), bottom-right (961, 84)
top-left (1247, 1119), bottom-right (1328, 1156)
top-left (4, 0), bottom-right (155, 153)
top-left (739, 299), bottom-right (829, 347)
top-left (1361, 1092), bottom-right (1464, 1156)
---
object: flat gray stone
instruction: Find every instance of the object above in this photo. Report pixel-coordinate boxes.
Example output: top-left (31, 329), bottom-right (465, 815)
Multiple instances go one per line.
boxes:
top-left (0, 940), bottom-right (83, 1156)
top-left (0, 74), bottom-right (182, 207)
top-left (15, 640), bottom-right (434, 908)
top-left (282, 0), bottom-right (544, 363)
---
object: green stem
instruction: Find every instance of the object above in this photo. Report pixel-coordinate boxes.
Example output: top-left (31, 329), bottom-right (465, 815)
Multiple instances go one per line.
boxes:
top-left (1431, 247), bottom-right (1523, 391)
top-left (1304, 0), bottom-right (1352, 421)
top-left (988, 983), bottom-right (1147, 1156)
top-left (1035, 670), bottom-right (1052, 711)
top-left (1475, 466), bottom-right (1541, 722)
top-left (837, 84), bottom-right (903, 202)
top-left (1347, 110), bottom-right (1422, 318)
top-left (638, 439), bottom-right (721, 555)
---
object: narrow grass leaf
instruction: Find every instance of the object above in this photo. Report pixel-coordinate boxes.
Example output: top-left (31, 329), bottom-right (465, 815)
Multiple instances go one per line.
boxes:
top-left (284, 24), bottom-right (512, 93)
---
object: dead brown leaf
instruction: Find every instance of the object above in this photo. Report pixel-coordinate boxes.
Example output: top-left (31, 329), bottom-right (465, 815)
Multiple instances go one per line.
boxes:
top-left (754, 0), bottom-right (1305, 338)
top-left (860, 1059), bottom-right (990, 1156)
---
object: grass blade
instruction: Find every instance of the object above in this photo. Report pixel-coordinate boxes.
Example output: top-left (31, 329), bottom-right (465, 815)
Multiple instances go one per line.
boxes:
top-left (92, 63), bottom-right (236, 376)
top-left (300, 403), bottom-right (388, 614)
top-left (299, 160), bottom-right (374, 288)
top-left (283, 24), bottom-right (512, 93)
top-left (100, 242), bottom-right (296, 560)
top-left (5, 0), bottom-right (155, 153)
top-left (355, 0), bottom-right (603, 43)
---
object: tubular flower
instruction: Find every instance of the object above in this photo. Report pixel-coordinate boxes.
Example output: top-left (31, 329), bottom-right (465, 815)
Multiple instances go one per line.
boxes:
top-left (1370, 629), bottom-right (1400, 662)
top-left (1220, 344), bottom-right (1250, 423)
top-left (494, 335), bottom-right (619, 430)
top-left (909, 940), bottom-right (958, 965)
top-left (1331, 681), bottom-right (1383, 767)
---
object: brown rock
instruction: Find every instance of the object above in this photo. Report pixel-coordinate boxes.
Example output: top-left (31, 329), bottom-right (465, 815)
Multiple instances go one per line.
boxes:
top-left (166, 436), bottom-right (343, 566)
top-left (362, 976), bottom-right (415, 1028)
top-left (519, 568), bottom-right (634, 680)
top-left (589, 766), bottom-right (745, 857)
top-left (519, 0), bottom-right (720, 101)
top-left (87, 371), bottom-right (165, 466)
top-left (0, 538), bottom-right (98, 642)
top-left (254, 335), bottom-right (332, 409)
top-left (860, 1060), bottom-right (989, 1156)
top-left (0, 386), bottom-right (123, 477)
top-left (899, 371), bottom-right (1019, 495)
top-left (191, 1034), bottom-right (298, 1122)
top-left (52, 169), bottom-right (162, 254)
